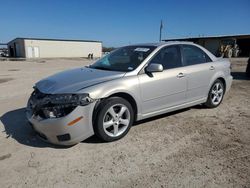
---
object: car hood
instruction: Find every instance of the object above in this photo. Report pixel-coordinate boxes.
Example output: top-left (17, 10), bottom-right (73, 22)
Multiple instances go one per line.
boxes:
top-left (35, 67), bottom-right (125, 94)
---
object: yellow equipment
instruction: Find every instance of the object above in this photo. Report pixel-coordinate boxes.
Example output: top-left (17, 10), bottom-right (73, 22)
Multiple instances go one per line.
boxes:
top-left (219, 38), bottom-right (240, 58)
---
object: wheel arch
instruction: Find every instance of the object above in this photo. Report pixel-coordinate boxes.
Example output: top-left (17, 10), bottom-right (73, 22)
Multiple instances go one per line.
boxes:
top-left (205, 76), bottom-right (226, 108)
top-left (208, 71), bottom-right (227, 91)
top-left (109, 92), bottom-right (138, 119)
top-left (92, 92), bottom-right (139, 125)
top-left (217, 77), bottom-right (226, 90)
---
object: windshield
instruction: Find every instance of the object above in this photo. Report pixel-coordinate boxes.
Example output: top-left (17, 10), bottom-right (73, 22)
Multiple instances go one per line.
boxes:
top-left (90, 45), bottom-right (156, 72)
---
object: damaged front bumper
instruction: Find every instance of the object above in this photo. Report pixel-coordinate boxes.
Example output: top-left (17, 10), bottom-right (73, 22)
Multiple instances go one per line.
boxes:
top-left (26, 103), bottom-right (96, 146)
top-left (26, 89), bottom-right (96, 145)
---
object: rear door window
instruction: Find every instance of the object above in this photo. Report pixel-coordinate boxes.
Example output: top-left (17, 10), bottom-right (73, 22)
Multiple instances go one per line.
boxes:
top-left (182, 45), bottom-right (212, 66)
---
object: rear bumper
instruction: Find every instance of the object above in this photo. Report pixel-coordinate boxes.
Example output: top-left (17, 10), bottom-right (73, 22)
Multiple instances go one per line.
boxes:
top-left (26, 103), bottom-right (96, 146)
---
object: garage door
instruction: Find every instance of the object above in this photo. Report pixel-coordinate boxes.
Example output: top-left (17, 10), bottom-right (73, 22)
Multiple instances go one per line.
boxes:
top-left (34, 47), bottom-right (40, 58)
top-left (27, 46), bottom-right (40, 58)
top-left (27, 47), bottom-right (33, 58)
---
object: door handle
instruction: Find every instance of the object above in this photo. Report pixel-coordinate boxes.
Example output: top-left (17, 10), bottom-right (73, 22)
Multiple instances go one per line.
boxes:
top-left (177, 73), bottom-right (185, 78)
top-left (209, 66), bottom-right (215, 70)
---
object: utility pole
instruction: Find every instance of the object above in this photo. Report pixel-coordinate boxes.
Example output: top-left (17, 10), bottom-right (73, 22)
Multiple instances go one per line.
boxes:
top-left (159, 20), bottom-right (163, 42)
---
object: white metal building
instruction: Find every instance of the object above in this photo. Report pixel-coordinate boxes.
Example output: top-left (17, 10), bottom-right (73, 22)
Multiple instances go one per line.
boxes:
top-left (7, 38), bottom-right (102, 58)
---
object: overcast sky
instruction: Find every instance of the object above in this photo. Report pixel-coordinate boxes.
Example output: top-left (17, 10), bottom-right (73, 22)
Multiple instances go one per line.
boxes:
top-left (0, 0), bottom-right (250, 47)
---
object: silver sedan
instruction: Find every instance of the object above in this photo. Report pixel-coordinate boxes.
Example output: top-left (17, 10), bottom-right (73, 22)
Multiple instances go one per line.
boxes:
top-left (26, 42), bottom-right (232, 145)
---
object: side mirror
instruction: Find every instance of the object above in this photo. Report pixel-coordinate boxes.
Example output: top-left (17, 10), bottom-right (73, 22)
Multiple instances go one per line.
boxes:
top-left (145, 63), bottom-right (163, 73)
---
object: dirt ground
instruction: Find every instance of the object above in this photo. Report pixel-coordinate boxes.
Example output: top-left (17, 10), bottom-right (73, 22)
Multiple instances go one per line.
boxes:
top-left (0, 58), bottom-right (249, 188)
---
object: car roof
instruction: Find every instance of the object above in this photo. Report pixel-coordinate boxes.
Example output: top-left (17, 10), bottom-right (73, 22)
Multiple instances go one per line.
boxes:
top-left (126, 41), bottom-right (217, 62)
top-left (130, 41), bottom-right (194, 47)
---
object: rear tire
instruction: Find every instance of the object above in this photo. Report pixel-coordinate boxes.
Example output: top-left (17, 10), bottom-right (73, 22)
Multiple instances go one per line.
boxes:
top-left (94, 97), bottom-right (134, 142)
top-left (233, 49), bottom-right (239, 57)
top-left (225, 49), bottom-right (233, 58)
top-left (205, 79), bottom-right (225, 108)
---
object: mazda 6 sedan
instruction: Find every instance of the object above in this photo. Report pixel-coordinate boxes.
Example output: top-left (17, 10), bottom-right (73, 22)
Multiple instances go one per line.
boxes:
top-left (26, 41), bottom-right (233, 145)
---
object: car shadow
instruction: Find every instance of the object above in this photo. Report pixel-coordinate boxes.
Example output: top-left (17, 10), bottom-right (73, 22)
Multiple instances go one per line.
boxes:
top-left (133, 108), bottom-right (190, 126)
top-left (0, 107), bottom-right (68, 148)
top-left (83, 107), bottom-right (192, 144)
top-left (231, 72), bottom-right (250, 80)
top-left (82, 135), bottom-right (104, 144)
top-left (1, 105), bottom-right (199, 145)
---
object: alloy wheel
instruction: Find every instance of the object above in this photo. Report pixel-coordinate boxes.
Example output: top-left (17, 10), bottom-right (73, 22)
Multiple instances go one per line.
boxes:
top-left (211, 82), bottom-right (224, 105)
top-left (103, 104), bottom-right (130, 137)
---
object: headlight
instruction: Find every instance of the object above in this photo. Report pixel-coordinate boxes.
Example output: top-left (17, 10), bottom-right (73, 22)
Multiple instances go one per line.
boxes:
top-left (41, 105), bottom-right (76, 119)
top-left (30, 93), bottom-right (94, 119)
top-left (50, 93), bottom-right (93, 106)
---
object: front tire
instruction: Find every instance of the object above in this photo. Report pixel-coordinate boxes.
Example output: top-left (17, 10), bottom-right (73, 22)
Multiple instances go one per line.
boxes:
top-left (205, 79), bottom-right (225, 108)
top-left (94, 97), bottom-right (134, 142)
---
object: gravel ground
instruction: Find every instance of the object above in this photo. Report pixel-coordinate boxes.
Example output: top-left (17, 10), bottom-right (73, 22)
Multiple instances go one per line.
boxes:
top-left (0, 58), bottom-right (249, 188)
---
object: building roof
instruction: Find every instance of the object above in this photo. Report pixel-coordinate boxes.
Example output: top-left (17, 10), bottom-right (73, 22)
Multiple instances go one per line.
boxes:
top-left (7, 37), bottom-right (102, 44)
top-left (163, 34), bottom-right (250, 41)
